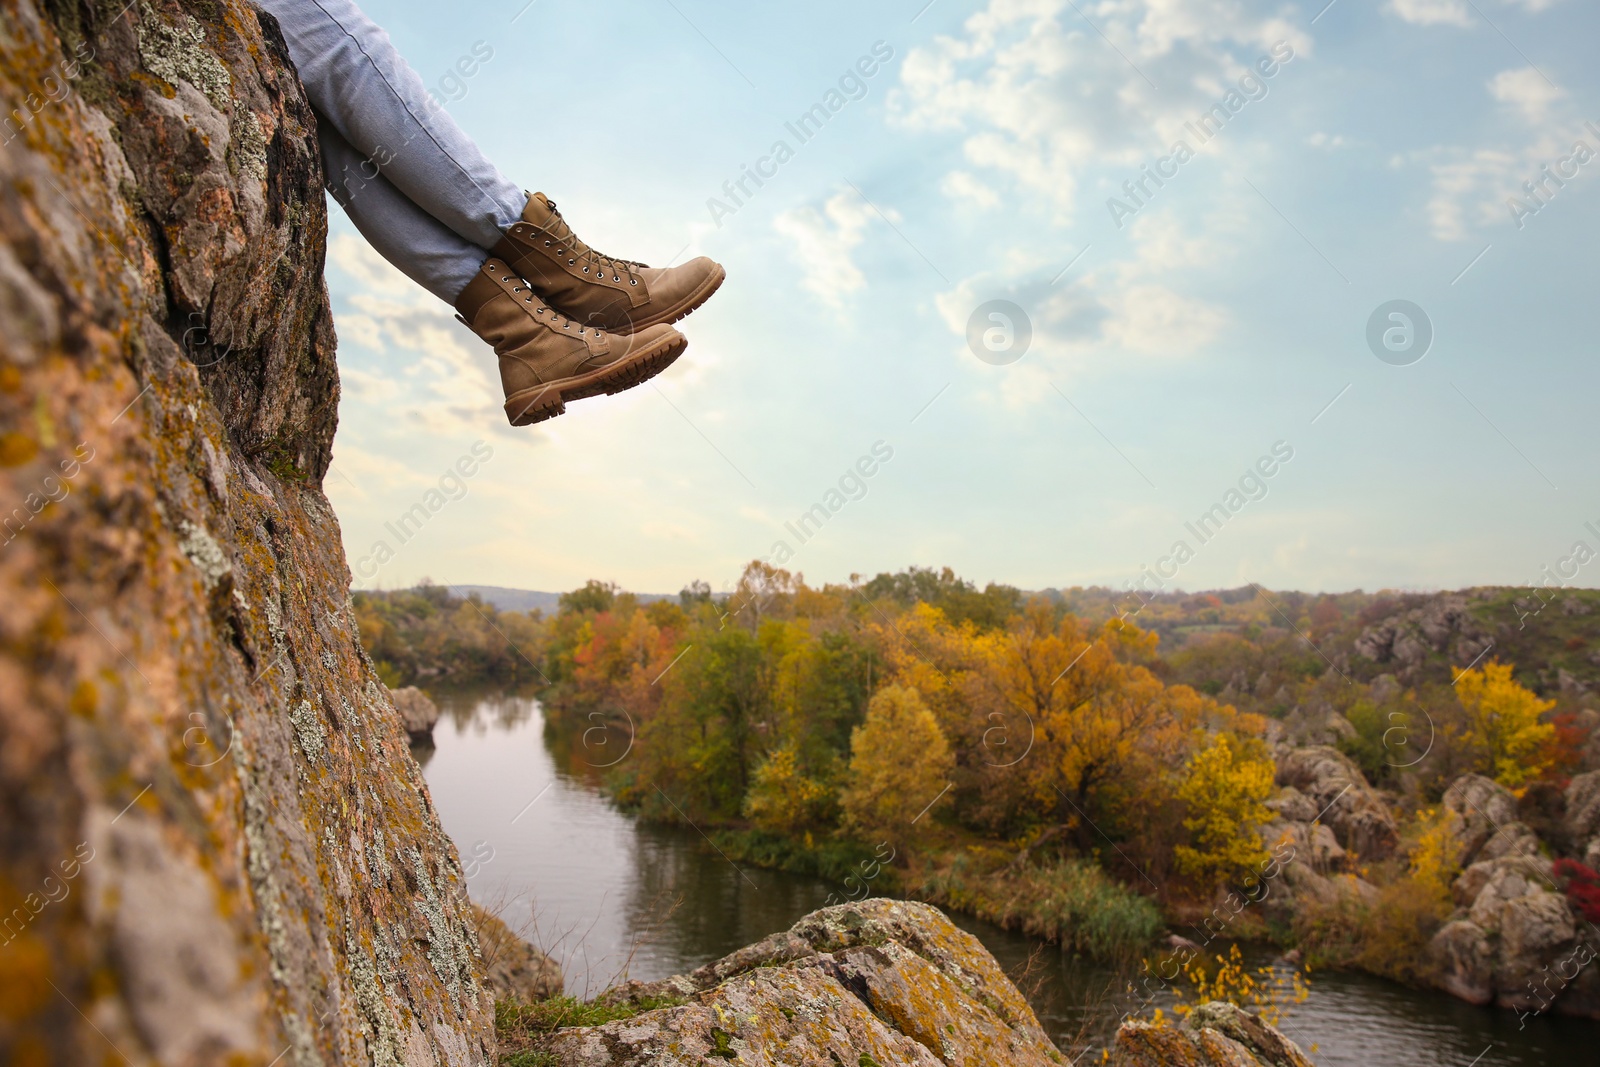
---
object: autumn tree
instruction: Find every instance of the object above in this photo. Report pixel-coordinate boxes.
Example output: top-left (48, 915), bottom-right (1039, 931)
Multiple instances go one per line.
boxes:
top-left (744, 744), bottom-right (831, 833)
top-left (839, 685), bottom-right (954, 846)
top-left (1173, 733), bottom-right (1275, 890)
top-left (1452, 660), bottom-right (1556, 787)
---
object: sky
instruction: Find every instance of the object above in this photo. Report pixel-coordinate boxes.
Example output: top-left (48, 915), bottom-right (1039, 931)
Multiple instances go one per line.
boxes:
top-left (320, 0), bottom-right (1600, 600)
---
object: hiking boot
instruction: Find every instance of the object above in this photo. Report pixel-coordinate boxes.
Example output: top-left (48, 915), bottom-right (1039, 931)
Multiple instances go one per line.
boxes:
top-left (456, 258), bottom-right (687, 426)
top-left (491, 192), bottom-right (725, 333)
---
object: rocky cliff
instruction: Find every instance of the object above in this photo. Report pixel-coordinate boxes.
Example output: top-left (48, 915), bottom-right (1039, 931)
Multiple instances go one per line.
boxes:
top-left (0, 1), bottom-right (492, 1062)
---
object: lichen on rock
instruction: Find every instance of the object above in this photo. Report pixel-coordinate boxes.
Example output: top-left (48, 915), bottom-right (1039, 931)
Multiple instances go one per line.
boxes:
top-left (0, 1), bottom-right (492, 1061)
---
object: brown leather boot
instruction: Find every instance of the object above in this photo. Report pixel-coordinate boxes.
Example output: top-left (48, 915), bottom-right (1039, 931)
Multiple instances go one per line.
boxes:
top-left (491, 193), bottom-right (725, 332)
top-left (456, 259), bottom-right (687, 426)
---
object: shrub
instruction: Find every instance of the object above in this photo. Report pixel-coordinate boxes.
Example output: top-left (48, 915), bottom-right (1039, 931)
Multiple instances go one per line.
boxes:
top-left (1554, 859), bottom-right (1600, 923)
top-left (929, 858), bottom-right (1163, 965)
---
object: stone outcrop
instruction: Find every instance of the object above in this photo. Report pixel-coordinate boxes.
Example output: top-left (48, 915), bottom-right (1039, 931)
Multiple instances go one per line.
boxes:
top-left (1351, 593), bottom-right (1494, 683)
top-left (1110, 1001), bottom-right (1315, 1067)
top-left (1419, 774), bottom-right (1599, 1018)
top-left (1568, 771), bottom-right (1600, 869)
top-left (0, 1), bottom-right (491, 1062)
top-left (541, 900), bottom-right (1064, 1067)
top-left (1274, 746), bottom-right (1399, 860)
top-left (393, 685), bottom-right (442, 744)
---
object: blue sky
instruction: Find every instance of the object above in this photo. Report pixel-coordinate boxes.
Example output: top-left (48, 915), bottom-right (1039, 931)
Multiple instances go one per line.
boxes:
top-left (322, 0), bottom-right (1600, 599)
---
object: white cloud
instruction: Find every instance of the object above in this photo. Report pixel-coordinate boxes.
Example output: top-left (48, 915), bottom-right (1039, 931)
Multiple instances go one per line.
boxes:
top-left (1426, 148), bottom-right (1522, 240)
top-left (773, 189), bottom-right (896, 308)
top-left (940, 169), bottom-right (1002, 208)
top-left (326, 236), bottom-right (502, 436)
top-left (931, 207), bottom-right (1232, 388)
top-left (328, 233), bottom-right (416, 298)
top-left (1388, 0), bottom-right (1474, 27)
top-left (1389, 0), bottom-right (1562, 25)
top-left (1423, 70), bottom-right (1581, 240)
top-left (1489, 67), bottom-right (1565, 123)
top-left (890, 0), bottom-right (1312, 222)
top-left (1100, 283), bottom-right (1227, 353)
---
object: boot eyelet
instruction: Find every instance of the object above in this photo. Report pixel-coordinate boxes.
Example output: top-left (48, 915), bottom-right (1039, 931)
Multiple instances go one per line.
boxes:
top-left (630, 280), bottom-right (638, 286)
top-left (583, 267), bottom-right (589, 274)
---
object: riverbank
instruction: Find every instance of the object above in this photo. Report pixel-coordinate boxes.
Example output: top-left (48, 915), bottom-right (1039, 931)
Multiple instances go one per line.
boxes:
top-left (710, 827), bottom-right (1169, 964)
top-left (422, 689), bottom-right (1600, 1065)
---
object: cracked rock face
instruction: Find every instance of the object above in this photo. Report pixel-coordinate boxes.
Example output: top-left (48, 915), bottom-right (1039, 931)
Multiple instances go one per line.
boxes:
top-left (0, 1), bottom-right (491, 1063)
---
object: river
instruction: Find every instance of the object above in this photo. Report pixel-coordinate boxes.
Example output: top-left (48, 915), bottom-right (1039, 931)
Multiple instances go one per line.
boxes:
top-left (417, 690), bottom-right (1594, 1065)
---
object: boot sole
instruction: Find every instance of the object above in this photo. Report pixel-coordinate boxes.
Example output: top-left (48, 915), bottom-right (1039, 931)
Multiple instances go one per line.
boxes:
top-left (503, 332), bottom-right (688, 427)
top-left (620, 263), bottom-right (727, 333)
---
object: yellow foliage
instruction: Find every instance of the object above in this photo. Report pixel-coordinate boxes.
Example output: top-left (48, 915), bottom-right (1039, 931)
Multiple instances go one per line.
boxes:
top-left (744, 744), bottom-right (831, 833)
top-left (1173, 734), bottom-right (1275, 890)
top-left (871, 599), bottom-right (1256, 849)
top-left (1407, 806), bottom-right (1460, 906)
top-left (1173, 944), bottom-right (1310, 1030)
top-left (1452, 660), bottom-right (1556, 787)
top-left (839, 685), bottom-right (954, 845)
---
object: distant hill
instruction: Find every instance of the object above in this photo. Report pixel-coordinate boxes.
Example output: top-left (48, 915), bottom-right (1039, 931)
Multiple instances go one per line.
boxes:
top-left (444, 585), bottom-right (675, 614)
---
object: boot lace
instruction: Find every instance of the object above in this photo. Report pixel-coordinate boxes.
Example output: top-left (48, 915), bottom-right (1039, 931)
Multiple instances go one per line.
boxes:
top-left (541, 200), bottom-right (647, 284)
top-left (506, 279), bottom-right (604, 338)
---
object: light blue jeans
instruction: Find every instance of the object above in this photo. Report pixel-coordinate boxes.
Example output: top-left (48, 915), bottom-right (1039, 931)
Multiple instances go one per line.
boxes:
top-left (255, 0), bottom-right (525, 303)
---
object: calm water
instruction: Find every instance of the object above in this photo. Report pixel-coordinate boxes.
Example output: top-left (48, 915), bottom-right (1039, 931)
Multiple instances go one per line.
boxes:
top-left (419, 691), bottom-right (1596, 1065)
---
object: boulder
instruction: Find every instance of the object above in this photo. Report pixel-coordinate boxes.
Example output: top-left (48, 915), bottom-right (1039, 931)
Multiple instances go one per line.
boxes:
top-left (1425, 920), bottom-right (1494, 1005)
top-left (473, 904), bottom-right (563, 1003)
top-left (1279, 703), bottom-right (1357, 748)
top-left (1434, 852), bottom-right (1592, 1016)
top-left (541, 900), bottom-right (1062, 1067)
top-left (1263, 786), bottom-right (1320, 824)
top-left (392, 684), bottom-right (441, 742)
top-left (1276, 747), bottom-right (1399, 859)
top-left (1493, 891), bottom-right (1578, 1009)
top-left (1478, 822), bottom-right (1542, 865)
top-left (1261, 816), bottom-right (1347, 875)
top-left (1110, 1001), bottom-right (1315, 1067)
top-left (1442, 775), bottom-right (1521, 867)
top-left (0, 1), bottom-right (491, 1060)
top-left (1568, 771), bottom-right (1600, 868)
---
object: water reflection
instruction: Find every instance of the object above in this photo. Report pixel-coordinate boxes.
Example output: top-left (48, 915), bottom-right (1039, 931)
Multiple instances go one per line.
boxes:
top-left (418, 690), bottom-right (1599, 1065)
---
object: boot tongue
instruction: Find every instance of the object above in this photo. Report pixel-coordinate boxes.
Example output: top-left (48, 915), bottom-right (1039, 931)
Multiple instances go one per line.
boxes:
top-left (524, 191), bottom-right (557, 225)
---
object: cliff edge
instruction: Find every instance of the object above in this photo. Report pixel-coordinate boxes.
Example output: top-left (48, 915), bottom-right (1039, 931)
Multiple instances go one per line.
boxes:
top-left (0, 1), bottom-right (491, 1063)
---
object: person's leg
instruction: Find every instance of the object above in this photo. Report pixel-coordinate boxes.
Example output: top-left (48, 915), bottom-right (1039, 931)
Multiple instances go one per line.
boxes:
top-left (257, 0), bottom-right (524, 250)
top-left (318, 116), bottom-right (485, 304)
